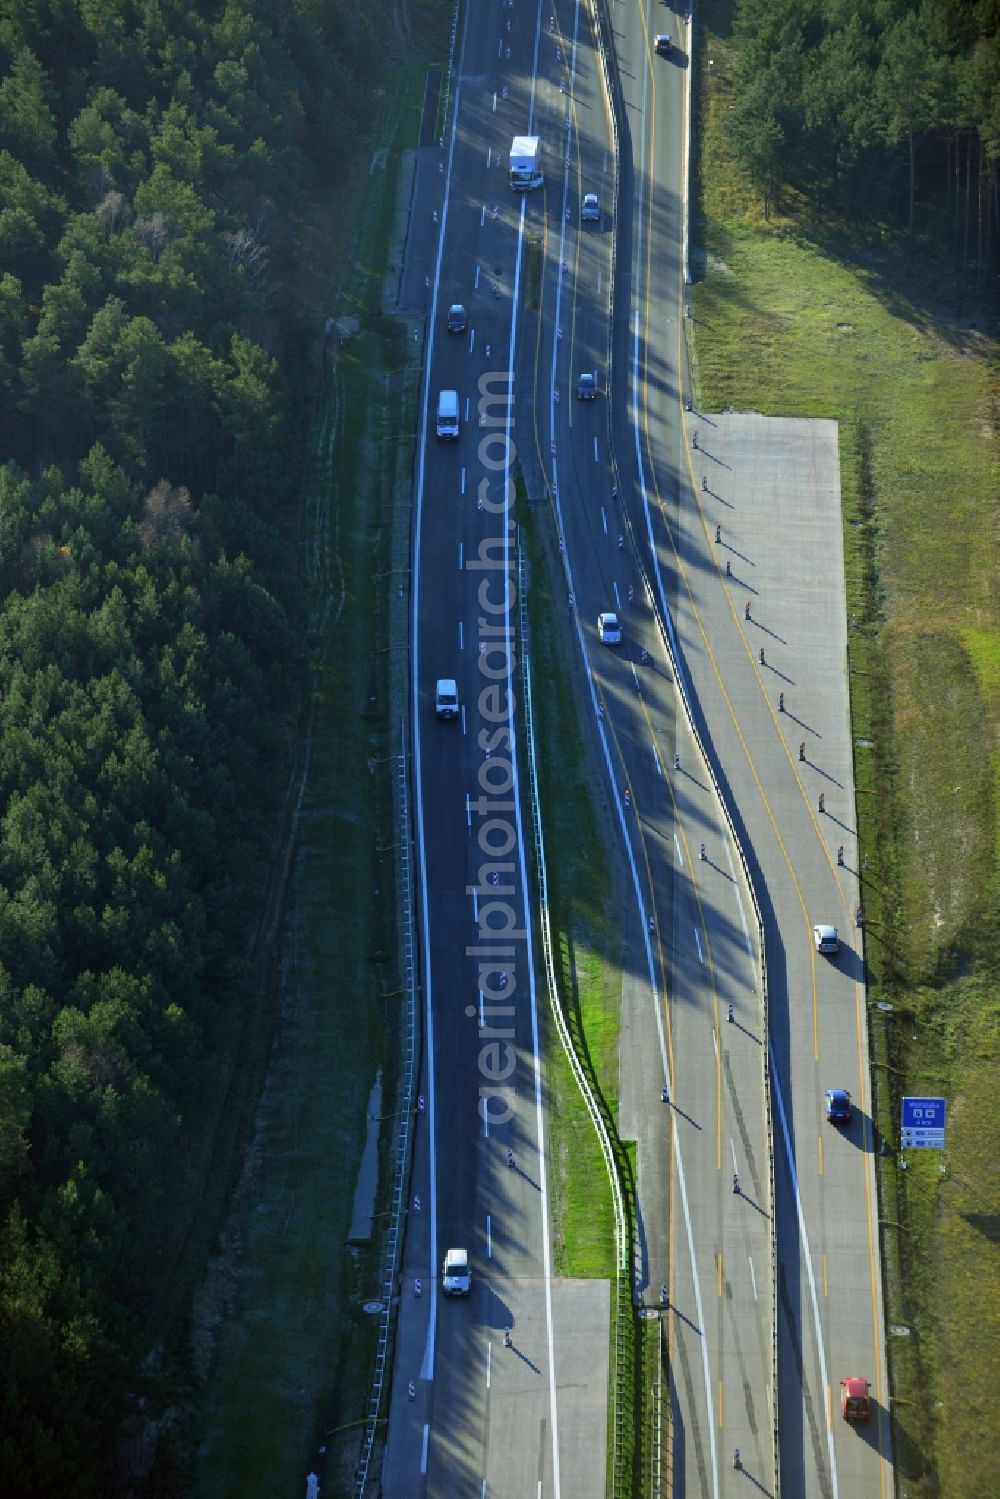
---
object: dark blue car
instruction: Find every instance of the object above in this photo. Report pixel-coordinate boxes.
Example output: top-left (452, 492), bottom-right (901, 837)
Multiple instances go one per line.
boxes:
top-left (825, 1088), bottom-right (852, 1124)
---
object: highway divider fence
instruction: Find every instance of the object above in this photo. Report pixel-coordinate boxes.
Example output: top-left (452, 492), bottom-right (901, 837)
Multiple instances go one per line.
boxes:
top-left (610, 476), bottom-right (781, 1499)
top-left (435, 0), bottom-right (461, 148)
top-left (353, 731), bottom-right (419, 1498)
top-left (517, 543), bottom-right (636, 1498)
top-left (585, 1), bottom-right (781, 1492)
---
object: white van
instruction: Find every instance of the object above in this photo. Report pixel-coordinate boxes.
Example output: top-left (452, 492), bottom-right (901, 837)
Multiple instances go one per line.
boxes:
top-left (436, 388), bottom-right (459, 440)
top-left (435, 679), bottom-right (459, 719)
top-left (442, 1247), bottom-right (471, 1296)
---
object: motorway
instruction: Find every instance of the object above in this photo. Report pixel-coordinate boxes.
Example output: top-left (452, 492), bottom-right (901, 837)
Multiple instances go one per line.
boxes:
top-left (381, 2), bottom-right (892, 1497)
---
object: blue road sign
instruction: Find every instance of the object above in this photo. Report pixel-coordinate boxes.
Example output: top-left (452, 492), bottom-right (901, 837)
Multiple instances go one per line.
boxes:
top-left (901, 1096), bottom-right (946, 1149)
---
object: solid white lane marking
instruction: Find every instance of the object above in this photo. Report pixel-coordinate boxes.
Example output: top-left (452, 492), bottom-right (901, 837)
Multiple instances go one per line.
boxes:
top-left (544, 26), bottom-right (719, 1496)
top-left (731, 859), bottom-right (752, 955)
top-left (673, 1115), bottom-right (718, 1497)
top-left (410, 45), bottom-right (481, 1386)
top-left (771, 1048), bottom-right (840, 1497)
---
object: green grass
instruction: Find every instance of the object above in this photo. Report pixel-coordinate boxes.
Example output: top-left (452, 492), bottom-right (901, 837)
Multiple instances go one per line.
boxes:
top-left (193, 69), bottom-right (427, 1499)
top-left (518, 488), bottom-right (638, 1493)
top-left (636, 1309), bottom-right (667, 1497)
top-left (695, 4), bottom-right (1000, 1493)
top-left (519, 498), bottom-right (621, 1280)
top-left (195, 337), bottom-right (399, 1499)
top-left (524, 232), bottom-right (544, 313)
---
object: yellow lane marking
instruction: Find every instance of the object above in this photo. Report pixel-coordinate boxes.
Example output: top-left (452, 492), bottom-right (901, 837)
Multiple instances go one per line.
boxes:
top-left (622, 80), bottom-right (891, 1490)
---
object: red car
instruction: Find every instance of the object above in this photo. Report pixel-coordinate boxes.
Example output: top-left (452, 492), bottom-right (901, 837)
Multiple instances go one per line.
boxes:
top-left (840, 1377), bottom-right (871, 1423)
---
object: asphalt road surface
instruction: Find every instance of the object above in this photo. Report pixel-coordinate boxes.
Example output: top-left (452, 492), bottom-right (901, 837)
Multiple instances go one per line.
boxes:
top-left (664, 412), bottom-right (893, 1499)
top-left (381, 1), bottom-right (892, 1495)
top-left (383, 4), bottom-right (615, 1496)
top-left (567, 9), bottom-right (776, 1495)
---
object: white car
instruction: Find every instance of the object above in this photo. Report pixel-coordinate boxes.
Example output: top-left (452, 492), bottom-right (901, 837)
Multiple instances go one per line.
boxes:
top-left (442, 1247), bottom-right (471, 1296)
top-left (598, 612), bottom-right (622, 645)
top-left (581, 193), bottom-right (600, 222)
top-left (813, 924), bottom-right (839, 955)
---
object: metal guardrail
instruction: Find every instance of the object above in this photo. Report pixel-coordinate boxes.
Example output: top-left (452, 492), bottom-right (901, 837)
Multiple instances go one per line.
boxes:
top-left (517, 542), bottom-right (634, 1496)
top-left (617, 498), bottom-right (781, 1498)
top-left (436, 0), bottom-right (461, 148)
top-left (583, 1), bottom-right (781, 1491)
top-left (353, 730), bottom-right (419, 1498)
top-left (354, 14), bottom-right (458, 1486)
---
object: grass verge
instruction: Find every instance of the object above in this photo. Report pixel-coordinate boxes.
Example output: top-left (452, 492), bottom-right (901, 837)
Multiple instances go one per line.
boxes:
top-left (694, 4), bottom-right (1000, 1493)
top-left (516, 476), bottom-right (643, 1491)
top-left (192, 67), bottom-right (427, 1499)
top-left (637, 1312), bottom-right (669, 1497)
top-left (518, 489), bottom-right (621, 1278)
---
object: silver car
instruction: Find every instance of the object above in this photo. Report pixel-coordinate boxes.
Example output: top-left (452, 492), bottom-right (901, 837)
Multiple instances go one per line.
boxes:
top-left (813, 924), bottom-right (839, 955)
top-left (442, 1247), bottom-right (471, 1296)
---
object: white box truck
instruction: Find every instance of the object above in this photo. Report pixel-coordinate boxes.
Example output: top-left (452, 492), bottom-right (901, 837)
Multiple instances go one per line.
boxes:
top-left (436, 388), bottom-right (459, 439)
top-left (509, 135), bottom-right (543, 190)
